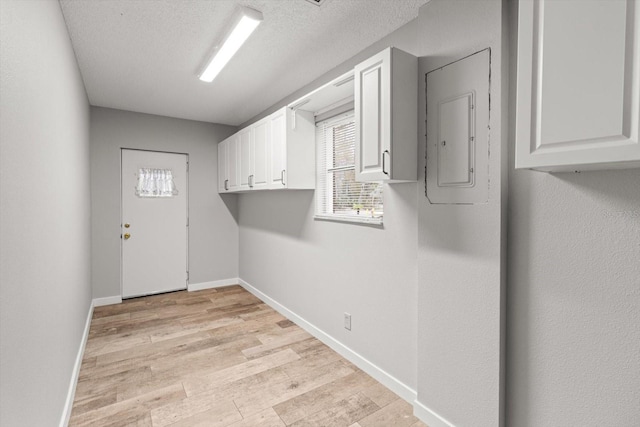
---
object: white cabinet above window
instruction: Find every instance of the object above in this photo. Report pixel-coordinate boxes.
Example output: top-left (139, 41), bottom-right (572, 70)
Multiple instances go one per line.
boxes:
top-left (515, 0), bottom-right (640, 172)
top-left (217, 46), bottom-right (420, 193)
top-left (354, 47), bottom-right (417, 182)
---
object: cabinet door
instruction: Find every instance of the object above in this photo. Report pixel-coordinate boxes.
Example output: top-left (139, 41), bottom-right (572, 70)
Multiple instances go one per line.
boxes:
top-left (516, 0), bottom-right (640, 171)
top-left (270, 108), bottom-right (287, 188)
top-left (239, 128), bottom-right (252, 190)
top-left (355, 48), bottom-right (391, 181)
top-left (251, 118), bottom-right (271, 190)
top-left (217, 139), bottom-right (228, 193)
top-left (227, 134), bottom-right (240, 191)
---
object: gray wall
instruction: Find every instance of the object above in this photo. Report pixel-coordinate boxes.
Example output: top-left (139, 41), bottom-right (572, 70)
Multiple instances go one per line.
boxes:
top-left (1, 1), bottom-right (635, 426)
top-left (239, 21), bottom-right (420, 391)
top-left (240, 1), bottom-right (507, 425)
top-left (415, 1), bottom-right (506, 426)
top-left (239, 186), bottom-right (419, 389)
top-left (90, 107), bottom-right (238, 298)
top-left (506, 1), bottom-right (640, 425)
top-left (0, 0), bottom-right (92, 425)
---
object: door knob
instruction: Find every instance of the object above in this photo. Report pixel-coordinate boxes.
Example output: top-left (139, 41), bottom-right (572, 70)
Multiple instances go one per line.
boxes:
top-left (124, 233), bottom-right (131, 240)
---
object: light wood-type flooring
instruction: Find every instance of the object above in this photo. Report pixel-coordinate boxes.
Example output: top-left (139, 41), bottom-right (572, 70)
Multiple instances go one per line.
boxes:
top-left (70, 285), bottom-right (427, 427)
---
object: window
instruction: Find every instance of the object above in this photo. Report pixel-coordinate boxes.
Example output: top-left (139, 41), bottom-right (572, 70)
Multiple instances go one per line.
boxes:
top-left (135, 168), bottom-right (178, 198)
top-left (315, 111), bottom-right (383, 224)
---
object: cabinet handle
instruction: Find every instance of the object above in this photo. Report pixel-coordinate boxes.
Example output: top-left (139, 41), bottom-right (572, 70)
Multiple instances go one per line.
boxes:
top-left (249, 175), bottom-right (254, 188)
top-left (382, 150), bottom-right (390, 176)
top-left (281, 170), bottom-right (286, 186)
top-left (224, 179), bottom-right (228, 191)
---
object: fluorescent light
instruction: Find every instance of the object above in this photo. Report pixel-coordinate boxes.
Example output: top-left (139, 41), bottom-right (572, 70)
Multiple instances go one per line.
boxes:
top-left (199, 7), bottom-right (263, 83)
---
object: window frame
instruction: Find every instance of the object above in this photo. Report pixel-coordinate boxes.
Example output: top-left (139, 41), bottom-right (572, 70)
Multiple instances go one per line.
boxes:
top-left (314, 110), bottom-right (384, 226)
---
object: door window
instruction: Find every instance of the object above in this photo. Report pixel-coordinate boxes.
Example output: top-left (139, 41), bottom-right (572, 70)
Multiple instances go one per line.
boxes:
top-left (135, 168), bottom-right (178, 198)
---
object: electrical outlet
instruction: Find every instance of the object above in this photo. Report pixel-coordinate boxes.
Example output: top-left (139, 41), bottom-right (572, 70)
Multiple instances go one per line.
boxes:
top-left (344, 313), bottom-right (351, 331)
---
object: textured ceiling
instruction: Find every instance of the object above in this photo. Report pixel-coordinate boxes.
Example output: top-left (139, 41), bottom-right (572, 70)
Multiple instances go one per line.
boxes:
top-left (59, 0), bottom-right (428, 126)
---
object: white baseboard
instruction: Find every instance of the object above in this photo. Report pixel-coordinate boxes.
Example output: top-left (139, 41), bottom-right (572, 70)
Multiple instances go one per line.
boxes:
top-left (92, 295), bottom-right (122, 307)
top-left (238, 278), bottom-right (417, 405)
top-left (188, 278), bottom-right (239, 292)
top-left (59, 300), bottom-right (94, 427)
top-left (413, 399), bottom-right (455, 427)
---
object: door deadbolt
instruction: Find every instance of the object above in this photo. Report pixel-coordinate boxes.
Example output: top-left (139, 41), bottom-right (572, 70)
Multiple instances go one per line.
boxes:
top-left (124, 223), bottom-right (130, 228)
top-left (123, 233), bottom-right (131, 240)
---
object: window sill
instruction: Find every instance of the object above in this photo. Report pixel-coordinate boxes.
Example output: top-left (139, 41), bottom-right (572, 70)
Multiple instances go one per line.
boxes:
top-left (314, 214), bottom-right (383, 226)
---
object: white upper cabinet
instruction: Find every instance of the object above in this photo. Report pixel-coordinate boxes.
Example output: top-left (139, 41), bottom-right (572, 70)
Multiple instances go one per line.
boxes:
top-left (354, 47), bottom-right (417, 182)
top-left (268, 107), bottom-right (315, 189)
top-left (223, 117), bottom-right (272, 192)
top-left (217, 47), bottom-right (421, 192)
top-left (516, 0), bottom-right (640, 172)
top-left (217, 106), bottom-right (314, 193)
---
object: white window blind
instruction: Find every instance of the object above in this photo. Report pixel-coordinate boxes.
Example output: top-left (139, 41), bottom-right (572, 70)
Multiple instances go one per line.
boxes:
top-left (315, 111), bottom-right (383, 224)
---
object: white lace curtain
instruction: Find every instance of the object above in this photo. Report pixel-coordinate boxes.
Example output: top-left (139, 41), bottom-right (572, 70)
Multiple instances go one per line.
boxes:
top-left (135, 168), bottom-right (178, 198)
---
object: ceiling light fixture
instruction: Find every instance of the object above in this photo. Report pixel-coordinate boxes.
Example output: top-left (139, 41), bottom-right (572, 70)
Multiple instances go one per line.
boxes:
top-left (199, 7), bottom-right (263, 83)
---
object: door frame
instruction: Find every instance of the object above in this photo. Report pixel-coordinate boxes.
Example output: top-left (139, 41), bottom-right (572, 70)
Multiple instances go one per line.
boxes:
top-left (120, 148), bottom-right (190, 298)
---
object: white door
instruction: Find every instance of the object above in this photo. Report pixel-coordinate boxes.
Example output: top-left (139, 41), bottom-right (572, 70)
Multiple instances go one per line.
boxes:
top-left (227, 134), bottom-right (239, 191)
top-left (217, 139), bottom-right (227, 193)
top-left (239, 128), bottom-right (252, 190)
top-left (270, 109), bottom-right (287, 188)
top-left (251, 118), bottom-right (270, 190)
top-left (355, 48), bottom-right (391, 182)
top-left (121, 149), bottom-right (188, 298)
